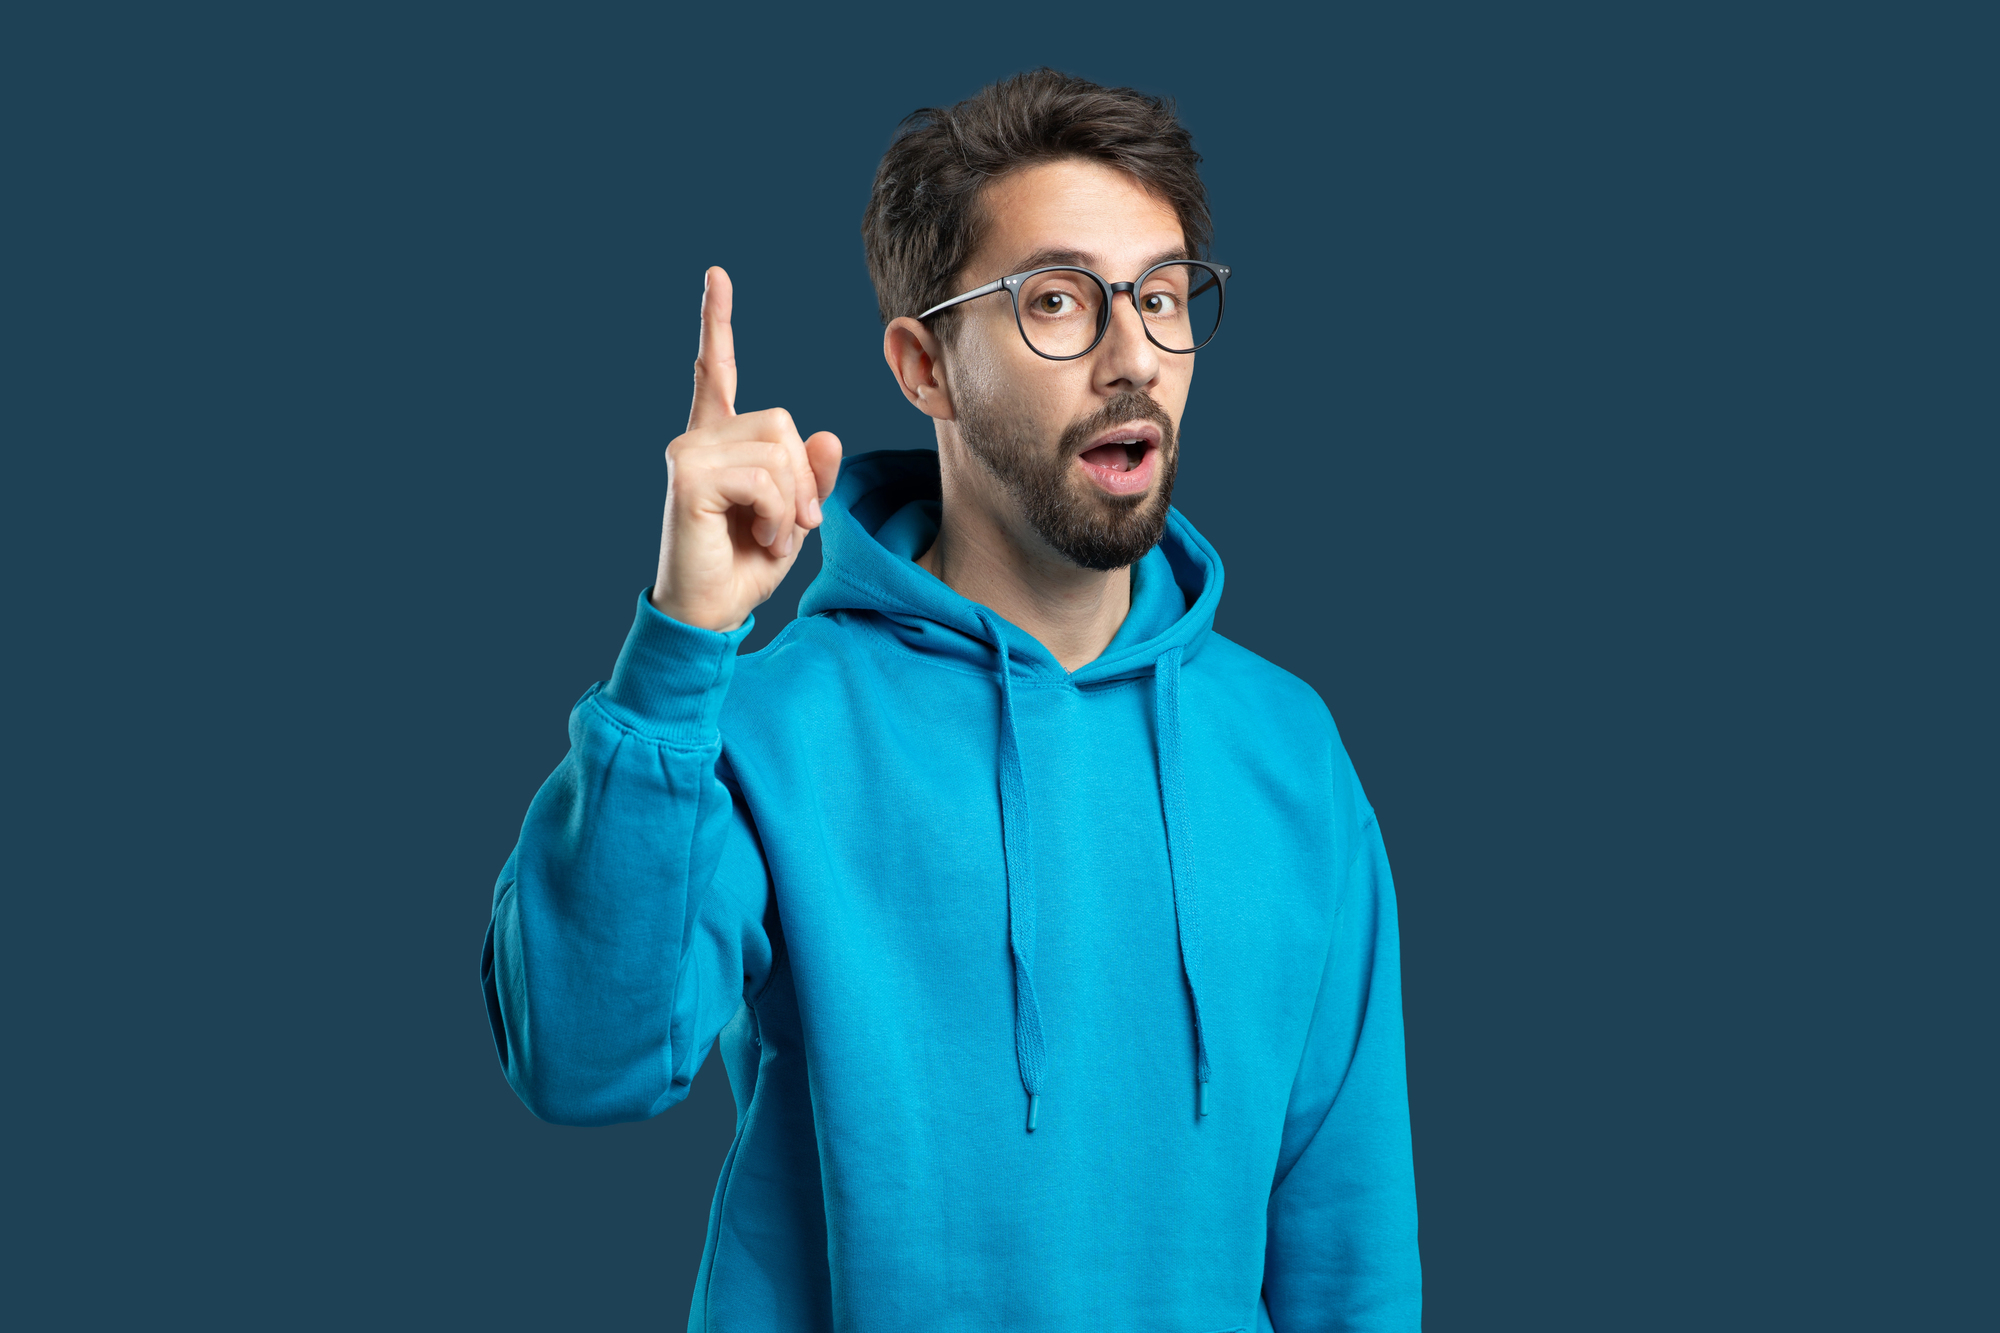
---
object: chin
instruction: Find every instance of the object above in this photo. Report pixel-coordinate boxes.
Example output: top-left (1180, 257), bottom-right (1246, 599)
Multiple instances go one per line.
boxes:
top-left (1035, 459), bottom-right (1175, 572)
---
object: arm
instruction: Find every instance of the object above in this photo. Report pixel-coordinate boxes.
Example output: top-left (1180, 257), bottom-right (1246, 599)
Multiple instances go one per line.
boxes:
top-left (482, 600), bottom-right (768, 1126)
top-left (1263, 816), bottom-right (1422, 1331)
top-left (482, 265), bottom-right (841, 1126)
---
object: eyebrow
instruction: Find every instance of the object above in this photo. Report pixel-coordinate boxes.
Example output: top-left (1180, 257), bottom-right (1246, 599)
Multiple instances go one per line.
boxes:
top-left (1007, 244), bottom-right (1192, 276)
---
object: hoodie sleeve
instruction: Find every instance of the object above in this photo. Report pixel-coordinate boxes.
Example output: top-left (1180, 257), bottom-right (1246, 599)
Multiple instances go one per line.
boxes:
top-left (481, 593), bottom-right (775, 1127)
top-left (1263, 815), bottom-right (1422, 1331)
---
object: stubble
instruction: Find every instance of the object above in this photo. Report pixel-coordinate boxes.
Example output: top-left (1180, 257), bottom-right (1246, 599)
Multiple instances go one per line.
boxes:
top-left (954, 390), bottom-right (1180, 572)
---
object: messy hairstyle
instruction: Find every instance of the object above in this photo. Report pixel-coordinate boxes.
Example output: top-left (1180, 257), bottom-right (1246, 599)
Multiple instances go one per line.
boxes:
top-left (862, 68), bottom-right (1212, 344)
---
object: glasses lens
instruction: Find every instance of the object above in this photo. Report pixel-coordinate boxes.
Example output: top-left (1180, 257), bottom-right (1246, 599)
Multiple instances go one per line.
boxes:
top-left (1136, 262), bottom-right (1222, 353)
top-left (1015, 269), bottom-right (1107, 358)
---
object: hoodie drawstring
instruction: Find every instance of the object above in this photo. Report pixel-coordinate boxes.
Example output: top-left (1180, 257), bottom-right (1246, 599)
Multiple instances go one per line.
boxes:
top-left (979, 612), bottom-right (1048, 1132)
top-left (1154, 646), bottom-right (1214, 1116)
top-left (979, 618), bottom-right (1212, 1130)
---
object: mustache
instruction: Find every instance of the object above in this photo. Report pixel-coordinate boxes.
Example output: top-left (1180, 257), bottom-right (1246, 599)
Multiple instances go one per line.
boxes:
top-left (1057, 394), bottom-right (1176, 454)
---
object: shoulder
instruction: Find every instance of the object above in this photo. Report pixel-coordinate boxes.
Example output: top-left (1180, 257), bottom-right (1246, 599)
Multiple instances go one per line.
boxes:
top-left (1187, 630), bottom-right (1338, 737)
top-left (729, 613), bottom-right (862, 687)
top-left (1185, 631), bottom-right (1373, 813)
top-left (722, 610), bottom-right (920, 722)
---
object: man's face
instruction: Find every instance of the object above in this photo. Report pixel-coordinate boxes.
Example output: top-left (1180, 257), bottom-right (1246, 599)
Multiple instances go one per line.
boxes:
top-left (940, 159), bottom-right (1194, 571)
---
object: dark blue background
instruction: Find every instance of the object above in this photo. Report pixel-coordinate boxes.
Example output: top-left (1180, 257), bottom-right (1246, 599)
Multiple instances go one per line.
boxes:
top-left (8, 4), bottom-right (1990, 1329)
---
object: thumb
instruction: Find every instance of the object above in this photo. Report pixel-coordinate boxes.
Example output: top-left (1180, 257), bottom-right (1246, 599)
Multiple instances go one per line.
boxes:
top-left (689, 266), bottom-right (737, 430)
top-left (805, 430), bottom-right (843, 503)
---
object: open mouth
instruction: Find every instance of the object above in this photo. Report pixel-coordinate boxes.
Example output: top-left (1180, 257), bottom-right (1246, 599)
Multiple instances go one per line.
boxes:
top-left (1079, 439), bottom-right (1150, 472)
top-left (1075, 424), bottom-right (1161, 495)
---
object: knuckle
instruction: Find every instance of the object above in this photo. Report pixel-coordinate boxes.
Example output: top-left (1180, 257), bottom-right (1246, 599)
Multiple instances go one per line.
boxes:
top-left (749, 406), bottom-right (794, 435)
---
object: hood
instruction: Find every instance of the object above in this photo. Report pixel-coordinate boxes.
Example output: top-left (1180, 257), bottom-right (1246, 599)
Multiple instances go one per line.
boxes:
top-left (798, 449), bottom-right (1225, 1132)
top-left (799, 449), bottom-right (1224, 684)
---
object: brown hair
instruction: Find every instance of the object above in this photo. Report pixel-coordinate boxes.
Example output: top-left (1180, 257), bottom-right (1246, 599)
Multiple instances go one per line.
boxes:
top-left (862, 69), bottom-right (1212, 343)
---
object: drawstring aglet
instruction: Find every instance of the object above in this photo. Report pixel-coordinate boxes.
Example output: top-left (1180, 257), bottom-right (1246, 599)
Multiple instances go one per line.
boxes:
top-left (1026, 1093), bottom-right (1041, 1132)
top-left (1197, 1080), bottom-right (1210, 1117)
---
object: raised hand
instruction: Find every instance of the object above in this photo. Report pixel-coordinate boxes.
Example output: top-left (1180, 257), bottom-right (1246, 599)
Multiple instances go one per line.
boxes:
top-left (651, 267), bottom-right (842, 631)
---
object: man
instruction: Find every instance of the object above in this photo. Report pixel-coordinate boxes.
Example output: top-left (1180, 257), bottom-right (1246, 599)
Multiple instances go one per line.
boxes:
top-left (484, 69), bottom-right (1420, 1331)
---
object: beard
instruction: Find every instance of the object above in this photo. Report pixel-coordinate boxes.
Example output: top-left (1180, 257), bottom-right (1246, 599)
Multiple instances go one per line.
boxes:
top-left (954, 390), bottom-right (1179, 572)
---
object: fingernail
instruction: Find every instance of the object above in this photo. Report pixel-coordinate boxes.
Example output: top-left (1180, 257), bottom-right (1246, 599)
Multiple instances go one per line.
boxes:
top-left (809, 496), bottom-right (822, 525)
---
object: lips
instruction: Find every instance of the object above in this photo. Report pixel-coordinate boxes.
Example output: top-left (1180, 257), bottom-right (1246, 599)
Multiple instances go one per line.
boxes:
top-left (1075, 422), bottom-right (1161, 495)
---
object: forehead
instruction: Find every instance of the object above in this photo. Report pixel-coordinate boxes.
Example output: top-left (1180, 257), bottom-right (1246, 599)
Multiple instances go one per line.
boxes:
top-left (973, 158), bottom-right (1185, 276)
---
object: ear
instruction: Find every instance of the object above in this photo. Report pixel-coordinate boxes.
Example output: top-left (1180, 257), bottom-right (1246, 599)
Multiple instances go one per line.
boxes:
top-left (883, 317), bottom-right (955, 422)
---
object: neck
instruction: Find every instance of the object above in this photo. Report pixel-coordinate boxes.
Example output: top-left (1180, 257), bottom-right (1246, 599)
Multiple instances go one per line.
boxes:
top-left (917, 446), bottom-right (1131, 673)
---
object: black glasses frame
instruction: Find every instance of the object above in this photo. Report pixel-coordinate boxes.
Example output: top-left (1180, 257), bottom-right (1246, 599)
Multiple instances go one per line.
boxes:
top-left (916, 260), bottom-right (1231, 361)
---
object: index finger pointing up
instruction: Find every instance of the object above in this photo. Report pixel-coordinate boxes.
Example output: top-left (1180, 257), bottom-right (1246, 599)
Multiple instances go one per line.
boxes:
top-left (689, 266), bottom-right (737, 430)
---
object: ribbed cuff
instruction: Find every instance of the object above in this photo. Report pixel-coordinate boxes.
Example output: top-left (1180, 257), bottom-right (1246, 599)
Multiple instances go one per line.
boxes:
top-left (598, 590), bottom-right (755, 744)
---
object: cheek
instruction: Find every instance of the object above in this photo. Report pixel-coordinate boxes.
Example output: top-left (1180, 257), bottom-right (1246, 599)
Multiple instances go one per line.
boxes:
top-left (954, 319), bottom-right (1043, 403)
top-left (1030, 370), bottom-right (1092, 420)
top-left (980, 343), bottom-right (1083, 427)
top-left (1159, 361), bottom-right (1194, 423)
top-left (953, 321), bottom-right (1122, 443)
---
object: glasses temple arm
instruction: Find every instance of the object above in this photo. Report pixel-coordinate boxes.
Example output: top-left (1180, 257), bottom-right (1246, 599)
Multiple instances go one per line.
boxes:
top-left (917, 279), bottom-right (1007, 322)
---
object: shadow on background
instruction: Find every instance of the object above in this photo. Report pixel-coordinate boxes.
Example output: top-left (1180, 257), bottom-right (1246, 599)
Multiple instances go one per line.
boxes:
top-left (6, 3), bottom-right (1990, 1329)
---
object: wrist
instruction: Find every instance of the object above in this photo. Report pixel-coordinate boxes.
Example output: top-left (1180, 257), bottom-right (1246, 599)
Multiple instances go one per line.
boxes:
top-left (648, 587), bottom-right (746, 634)
top-left (599, 590), bottom-right (755, 741)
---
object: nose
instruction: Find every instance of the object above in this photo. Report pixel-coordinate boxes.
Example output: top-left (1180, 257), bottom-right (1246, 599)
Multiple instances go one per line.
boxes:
top-left (1093, 287), bottom-right (1161, 394)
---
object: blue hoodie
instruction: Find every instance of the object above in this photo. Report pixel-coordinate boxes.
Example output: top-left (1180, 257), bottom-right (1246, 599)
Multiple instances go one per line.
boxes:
top-left (484, 450), bottom-right (1420, 1332)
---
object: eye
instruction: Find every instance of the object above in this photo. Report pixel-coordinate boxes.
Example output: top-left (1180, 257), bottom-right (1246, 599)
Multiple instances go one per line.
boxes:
top-left (1033, 291), bottom-right (1080, 316)
top-left (1141, 291), bottom-right (1181, 317)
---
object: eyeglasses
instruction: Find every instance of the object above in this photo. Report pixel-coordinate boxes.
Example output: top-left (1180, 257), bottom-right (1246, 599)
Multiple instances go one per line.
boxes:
top-left (917, 260), bottom-right (1230, 361)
